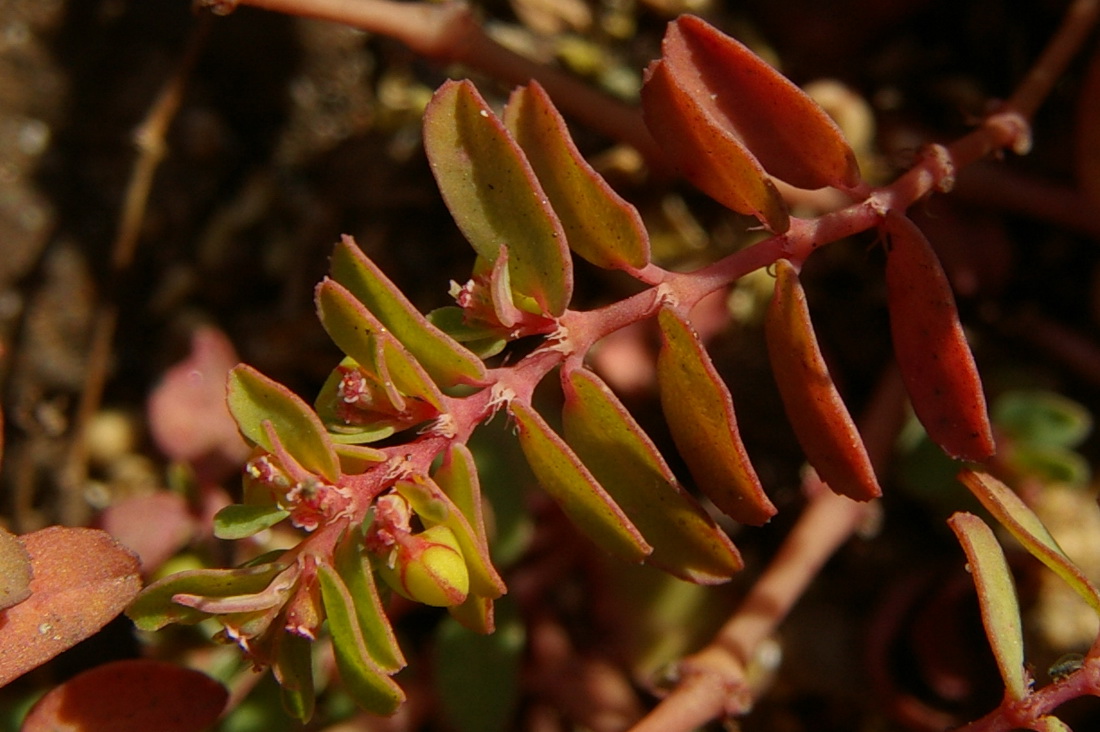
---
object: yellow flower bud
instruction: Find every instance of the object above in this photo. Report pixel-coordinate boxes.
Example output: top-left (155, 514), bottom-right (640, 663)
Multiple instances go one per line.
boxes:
top-left (376, 525), bottom-right (469, 607)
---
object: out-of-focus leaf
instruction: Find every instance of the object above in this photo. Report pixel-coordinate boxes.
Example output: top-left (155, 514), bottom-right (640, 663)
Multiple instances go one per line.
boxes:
top-left (21, 660), bottom-right (227, 732)
top-left (0, 527), bottom-right (141, 686)
top-left (883, 212), bottom-right (995, 462)
top-left (0, 526), bottom-right (32, 611)
top-left (1076, 42), bottom-right (1100, 204)
top-left (958, 469), bottom-right (1100, 614)
top-left (764, 259), bottom-right (881, 501)
top-left (331, 235), bottom-right (489, 388)
top-left (448, 594), bottom-right (495, 635)
top-left (434, 599), bottom-right (524, 732)
top-left (561, 368), bottom-right (743, 583)
top-left (423, 79), bottom-right (573, 316)
top-left (317, 563), bottom-right (405, 715)
top-left (1035, 715), bottom-right (1073, 732)
top-left (641, 59), bottom-right (789, 232)
top-left (509, 400), bottom-right (652, 563)
top-left (272, 630), bottom-right (315, 722)
top-left (503, 82), bottom-right (650, 271)
top-left (333, 528), bottom-right (406, 672)
top-left (1004, 445), bottom-right (1090, 487)
top-left (993, 390), bottom-right (1092, 449)
top-left (97, 492), bottom-right (195, 578)
top-left (656, 307), bottom-right (775, 524)
top-left (127, 561), bottom-right (287, 631)
top-left (947, 512), bottom-right (1028, 701)
top-left (658, 15), bottom-right (861, 191)
top-left (213, 504), bottom-right (290, 540)
top-left (228, 365), bottom-right (341, 483)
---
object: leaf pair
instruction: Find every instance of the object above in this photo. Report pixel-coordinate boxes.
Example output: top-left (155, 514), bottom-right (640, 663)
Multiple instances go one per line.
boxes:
top-left (641, 15), bottom-right (862, 232)
top-left (423, 78), bottom-right (651, 324)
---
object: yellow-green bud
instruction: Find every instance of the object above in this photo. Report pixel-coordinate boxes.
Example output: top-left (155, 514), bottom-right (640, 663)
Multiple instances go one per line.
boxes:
top-left (376, 525), bottom-right (469, 607)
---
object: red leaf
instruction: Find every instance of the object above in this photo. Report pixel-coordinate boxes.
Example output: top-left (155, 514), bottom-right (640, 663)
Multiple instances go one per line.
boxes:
top-left (21, 659), bottom-right (227, 732)
top-left (96, 492), bottom-right (196, 577)
top-left (883, 212), bottom-right (995, 461)
top-left (0, 527), bottom-right (141, 685)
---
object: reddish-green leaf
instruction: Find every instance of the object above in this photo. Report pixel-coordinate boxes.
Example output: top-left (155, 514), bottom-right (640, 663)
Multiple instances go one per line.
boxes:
top-left (433, 444), bottom-right (491, 558)
top-left (883, 212), bottom-right (995, 461)
top-left (330, 236), bottom-right (489, 388)
top-left (127, 561), bottom-right (288, 631)
top-left (641, 59), bottom-right (789, 232)
top-left (659, 15), bottom-right (862, 191)
top-left (958, 469), bottom-right (1100, 614)
top-left (509, 400), bottom-right (651, 563)
top-left (0, 526), bottom-right (32, 611)
top-left (765, 259), bottom-right (881, 501)
top-left (228, 364), bottom-right (341, 483)
top-left (317, 563), bottom-right (406, 715)
top-left (562, 368), bottom-right (743, 583)
top-left (503, 82), bottom-right (650, 271)
top-left (272, 630), bottom-right (315, 721)
top-left (333, 529), bottom-right (406, 672)
top-left (656, 307), bottom-right (775, 524)
top-left (947, 512), bottom-right (1027, 701)
top-left (21, 660), bottom-right (227, 732)
top-left (0, 527), bottom-right (141, 686)
top-left (423, 79), bottom-right (572, 316)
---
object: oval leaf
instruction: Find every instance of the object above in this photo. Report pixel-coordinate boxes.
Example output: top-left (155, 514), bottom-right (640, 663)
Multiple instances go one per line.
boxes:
top-left (0, 527), bottom-right (141, 686)
top-left (423, 79), bottom-right (573, 316)
top-left (656, 307), bottom-right (775, 524)
top-left (22, 659), bottom-right (227, 732)
top-left (883, 212), bottom-right (995, 461)
top-left (228, 364), bottom-right (341, 482)
top-left (947, 512), bottom-right (1027, 701)
top-left (330, 236), bottom-right (490, 388)
top-left (213, 503), bottom-right (291, 540)
top-left (0, 526), bottom-right (32, 611)
top-left (317, 563), bottom-right (406, 715)
top-left (641, 59), bottom-right (789, 232)
top-left (764, 259), bottom-right (881, 501)
top-left (958, 469), bottom-right (1100, 614)
top-left (660, 15), bottom-right (862, 191)
top-left (562, 368), bottom-right (744, 583)
top-left (503, 82), bottom-right (650, 271)
top-left (509, 400), bottom-right (651, 563)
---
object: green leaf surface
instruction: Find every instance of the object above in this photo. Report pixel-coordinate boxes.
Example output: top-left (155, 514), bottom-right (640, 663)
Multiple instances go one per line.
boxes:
top-left (317, 563), bottom-right (405, 715)
top-left (641, 59), bottom-right (789, 232)
top-left (656, 307), bottom-right (776, 525)
top-left (503, 82), bottom-right (649, 271)
top-left (765, 259), bottom-right (881, 501)
top-left (509, 399), bottom-right (651, 563)
top-left (330, 235), bottom-right (489, 388)
top-left (993, 390), bottom-right (1092, 449)
top-left (947, 512), bottom-right (1027, 701)
top-left (427, 307), bottom-right (509, 359)
top-left (127, 562), bottom-right (287, 631)
top-left (272, 630), bottom-right (315, 722)
top-left (447, 593), bottom-right (495, 635)
top-left (562, 368), bottom-right (743, 583)
top-left (333, 529), bottom-right (406, 672)
top-left (658, 15), bottom-right (861, 191)
top-left (213, 504), bottom-right (290, 540)
top-left (228, 365), bottom-right (340, 483)
top-left (423, 79), bottom-right (573, 316)
top-left (434, 444), bottom-right (491, 556)
top-left (434, 600), bottom-right (524, 732)
top-left (958, 469), bottom-right (1100, 614)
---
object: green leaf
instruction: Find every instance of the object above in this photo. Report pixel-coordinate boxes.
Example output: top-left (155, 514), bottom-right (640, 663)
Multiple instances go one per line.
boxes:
top-left (213, 504), bottom-right (290, 540)
top-left (993, 390), bottom-right (1092, 449)
top-left (947, 512), bottom-right (1027, 701)
top-left (958, 469), bottom-right (1100, 614)
top-left (332, 529), bottom-right (406, 672)
top-left (656, 307), bottom-right (775, 525)
top-left (503, 82), bottom-right (650, 271)
top-left (317, 563), bottom-right (405, 715)
top-left (423, 79), bottom-right (573, 316)
top-left (272, 630), bottom-right (315, 722)
top-left (314, 360), bottom-right (399, 444)
top-left (641, 58), bottom-right (789, 232)
top-left (228, 365), bottom-right (340, 483)
top-left (765, 259), bottom-right (881, 501)
top-left (433, 444), bottom-right (491, 556)
top-left (127, 562), bottom-right (288, 631)
top-left (657, 15), bottom-right (861, 190)
top-left (1005, 444), bottom-right (1090, 487)
top-left (562, 368), bottom-right (743, 583)
top-left (447, 594), bottom-right (495, 635)
top-left (434, 600), bottom-right (524, 732)
top-left (427, 307), bottom-right (509, 359)
top-left (335, 443), bottom-right (388, 474)
top-left (509, 399), bottom-right (651, 563)
top-left (330, 235), bottom-right (490, 388)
